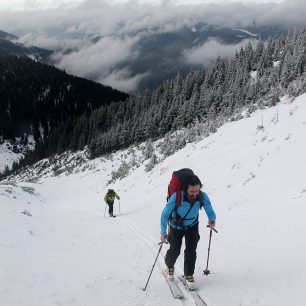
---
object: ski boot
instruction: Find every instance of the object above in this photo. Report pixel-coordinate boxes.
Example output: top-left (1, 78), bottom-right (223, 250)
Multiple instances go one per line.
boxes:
top-left (185, 275), bottom-right (196, 291)
top-left (165, 267), bottom-right (175, 281)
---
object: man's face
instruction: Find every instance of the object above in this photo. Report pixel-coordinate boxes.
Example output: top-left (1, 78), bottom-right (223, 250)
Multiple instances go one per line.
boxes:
top-left (187, 184), bottom-right (200, 200)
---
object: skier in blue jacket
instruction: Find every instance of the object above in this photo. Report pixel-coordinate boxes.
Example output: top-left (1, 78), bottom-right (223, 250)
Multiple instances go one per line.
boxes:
top-left (160, 174), bottom-right (216, 290)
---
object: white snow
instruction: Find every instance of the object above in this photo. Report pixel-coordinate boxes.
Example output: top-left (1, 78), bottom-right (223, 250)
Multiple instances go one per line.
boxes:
top-left (0, 136), bottom-right (35, 173)
top-left (1, 93), bottom-right (306, 306)
top-left (233, 29), bottom-right (259, 37)
top-left (192, 37), bottom-right (200, 44)
top-left (39, 124), bottom-right (45, 140)
top-left (26, 54), bottom-right (38, 62)
top-left (250, 70), bottom-right (257, 81)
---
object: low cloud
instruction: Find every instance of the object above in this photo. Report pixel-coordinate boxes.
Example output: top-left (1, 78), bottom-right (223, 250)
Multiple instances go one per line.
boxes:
top-left (52, 35), bottom-right (139, 77)
top-left (184, 38), bottom-right (251, 66)
top-left (99, 68), bottom-right (150, 93)
top-left (18, 32), bottom-right (83, 51)
top-left (2, 1), bottom-right (304, 40)
top-left (0, 0), bottom-right (304, 91)
top-left (258, 0), bottom-right (306, 28)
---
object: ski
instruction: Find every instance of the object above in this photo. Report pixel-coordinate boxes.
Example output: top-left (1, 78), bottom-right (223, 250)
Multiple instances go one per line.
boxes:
top-left (178, 275), bottom-right (208, 306)
top-left (162, 271), bottom-right (184, 299)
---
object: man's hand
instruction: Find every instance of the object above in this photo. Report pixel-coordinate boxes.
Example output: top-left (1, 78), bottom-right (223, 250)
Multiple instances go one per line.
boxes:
top-left (208, 220), bottom-right (216, 228)
top-left (160, 234), bottom-right (168, 242)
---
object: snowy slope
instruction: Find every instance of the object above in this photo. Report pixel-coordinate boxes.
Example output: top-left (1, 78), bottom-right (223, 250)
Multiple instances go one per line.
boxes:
top-left (0, 136), bottom-right (35, 173)
top-left (1, 93), bottom-right (306, 306)
top-left (233, 29), bottom-right (259, 37)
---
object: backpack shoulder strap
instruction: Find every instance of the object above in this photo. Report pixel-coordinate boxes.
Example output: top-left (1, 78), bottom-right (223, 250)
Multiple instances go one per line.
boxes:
top-left (199, 191), bottom-right (204, 208)
top-left (175, 190), bottom-right (183, 206)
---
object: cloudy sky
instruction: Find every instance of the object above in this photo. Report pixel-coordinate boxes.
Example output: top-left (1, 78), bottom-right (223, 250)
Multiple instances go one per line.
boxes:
top-left (0, 0), bottom-right (285, 11)
top-left (0, 0), bottom-right (304, 92)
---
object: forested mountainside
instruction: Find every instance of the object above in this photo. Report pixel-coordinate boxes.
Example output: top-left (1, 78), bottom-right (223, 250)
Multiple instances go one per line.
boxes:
top-left (47, 29), bottom-right (305, 158)
top-left (0, 52), bottom-right (128, 142)
top-left (1, 28), bottom-right (304, 175)
top-left (0, 29), bottom-right (52, 62)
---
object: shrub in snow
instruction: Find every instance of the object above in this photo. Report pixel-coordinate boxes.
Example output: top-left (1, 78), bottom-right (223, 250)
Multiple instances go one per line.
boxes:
top-left (230, 113), bottom-right (244, 122)
top-left (256, 125), bottom-right (264, 131)
top-left (287, 76), bottom-right (306, 97)
top-left (21, 210), bottom-right (32, 217)
top-left (145, 153), bottom-right (159, 172)
top-left (21, 186), bottom-right (36, 195)
top-left (110, 160), bottom-right (130, 182)
top-left (209, 123), bottom-right (217, 133)
top-left (159, 132), bottom-right (187, 158)
top-left (142, 140), bottom-right (154, 160)
top-left (129, 157), bottom-right (138, 168)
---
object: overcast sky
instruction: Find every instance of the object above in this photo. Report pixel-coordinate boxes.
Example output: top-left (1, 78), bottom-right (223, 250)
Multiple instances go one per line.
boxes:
top-left (0, 0), bottom-right (304, 92)
top-left (0, 0), bottom-right (285, 11)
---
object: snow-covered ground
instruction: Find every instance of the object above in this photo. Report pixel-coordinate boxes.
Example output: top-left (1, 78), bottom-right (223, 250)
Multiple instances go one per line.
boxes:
top-left (0, 136), bottom-right (35, 173)
top-left (233, 29), bottom-right (259, 37)
top-left (1, 93), bottom-right (306, 306)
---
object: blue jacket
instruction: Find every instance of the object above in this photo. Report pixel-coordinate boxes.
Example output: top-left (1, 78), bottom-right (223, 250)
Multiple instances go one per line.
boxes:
top-left (160, 191), bottom-right (216, 235)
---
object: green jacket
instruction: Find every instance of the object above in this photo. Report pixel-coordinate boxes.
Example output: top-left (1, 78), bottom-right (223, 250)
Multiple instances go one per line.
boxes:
top-left (104, 191), bottom-right (120, 204)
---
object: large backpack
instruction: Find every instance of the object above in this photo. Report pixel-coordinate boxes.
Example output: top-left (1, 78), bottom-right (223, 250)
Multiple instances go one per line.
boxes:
top-left (167, 168), bottom-right (203, 207)
top-left (167, 169), bottom-right (204, 229)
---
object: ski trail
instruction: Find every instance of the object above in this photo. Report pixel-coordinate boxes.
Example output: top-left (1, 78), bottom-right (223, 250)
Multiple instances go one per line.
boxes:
top-left (121, 217), bottom-right (207, 306)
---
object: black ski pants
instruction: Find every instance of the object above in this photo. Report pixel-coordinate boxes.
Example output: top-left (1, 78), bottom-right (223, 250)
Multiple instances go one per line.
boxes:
top-left (165, 224), bottom-right (200, 276)
top-left (107, 202), bottom-right (114, 215)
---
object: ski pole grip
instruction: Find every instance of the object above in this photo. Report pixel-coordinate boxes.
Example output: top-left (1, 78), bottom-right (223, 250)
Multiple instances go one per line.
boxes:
top-left (158, 241), bottom-right (168, 245)
top-left (206, 225), bottom-right (218, 233)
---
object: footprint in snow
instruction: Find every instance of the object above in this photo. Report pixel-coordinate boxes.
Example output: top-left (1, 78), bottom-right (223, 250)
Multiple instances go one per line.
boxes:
top-left (243, 173), bottom-right (256, 185)
top-left (285, 134), bottom-right (291, 141)
top-left (292, 189), bottom-right (306, 199)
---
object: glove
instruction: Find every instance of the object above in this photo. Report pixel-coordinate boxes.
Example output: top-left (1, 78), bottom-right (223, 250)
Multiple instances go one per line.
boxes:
top-left (208, 220), bottom-right (216, 228)
top-left (160, 234), bottom-right (168, 242)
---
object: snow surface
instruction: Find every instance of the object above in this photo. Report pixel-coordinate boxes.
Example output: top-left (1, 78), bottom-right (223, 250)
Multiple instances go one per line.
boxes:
top-left (0, 136), bottom-right (35, 173)
top-left (233, 29), bottom-right (259, 37)
top-left (1, 93), bottom-right (306, 306)
top-left (250, 70), bottom-right (257, 81)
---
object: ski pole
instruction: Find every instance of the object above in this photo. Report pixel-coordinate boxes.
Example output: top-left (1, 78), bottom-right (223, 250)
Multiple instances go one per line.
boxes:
top-left (104, 203), bottom-right (107, 217)
top-left (143, 241), bottom-right (168, 291)
top-left (203, 225), bottom-right (218, 275)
